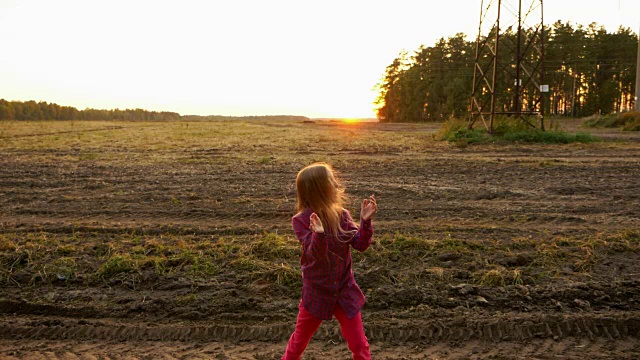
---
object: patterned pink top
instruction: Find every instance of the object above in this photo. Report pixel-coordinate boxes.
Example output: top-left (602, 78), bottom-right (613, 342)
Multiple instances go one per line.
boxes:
top-left (291, 208), bottom-right (373, 320)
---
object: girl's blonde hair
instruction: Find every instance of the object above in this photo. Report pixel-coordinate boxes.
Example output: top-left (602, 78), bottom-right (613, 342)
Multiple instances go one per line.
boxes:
top-left (296, 162), bottom-right (355, 239)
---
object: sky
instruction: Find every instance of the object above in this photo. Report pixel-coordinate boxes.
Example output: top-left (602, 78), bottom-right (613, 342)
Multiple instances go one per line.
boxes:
top-left (1, 0), bottom-right (639, 118)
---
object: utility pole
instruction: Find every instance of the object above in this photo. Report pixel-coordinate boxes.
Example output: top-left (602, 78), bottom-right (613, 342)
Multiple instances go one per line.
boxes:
top-left (635, 26), bottom-right (640, 111)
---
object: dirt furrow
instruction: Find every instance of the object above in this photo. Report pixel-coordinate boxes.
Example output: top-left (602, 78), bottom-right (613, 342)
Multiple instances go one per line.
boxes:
top-left (1, 312), bottom-right (639, 344)
top-left (1, 334), bottom-right (640, 359)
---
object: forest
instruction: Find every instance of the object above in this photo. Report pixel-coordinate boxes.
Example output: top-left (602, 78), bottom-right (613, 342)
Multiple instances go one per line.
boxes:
top-left (375, 21), bottom-right (638, 122)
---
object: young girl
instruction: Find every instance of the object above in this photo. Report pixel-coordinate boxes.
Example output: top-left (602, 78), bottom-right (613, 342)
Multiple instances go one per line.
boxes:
top-left (283, 162), bottom-right (377, 360)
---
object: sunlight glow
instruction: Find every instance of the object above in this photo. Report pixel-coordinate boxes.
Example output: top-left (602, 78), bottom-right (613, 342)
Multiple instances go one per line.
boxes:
top-left (0, 0), bottom-right (638, 118)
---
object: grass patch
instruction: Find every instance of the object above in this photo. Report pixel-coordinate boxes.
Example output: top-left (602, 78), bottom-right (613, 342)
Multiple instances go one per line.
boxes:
top-left (583, 113), bottom-right (621, 128)
top-left (79, 152), bottom-right (99, 161)
top-left (1, 228), bottom-right (638, 292)
top-left (438, 117), bottom-right (599, 145)
top-left (249, 232), bottom-right (298, 260)
top-left (501, 129), bottom-right (598, 143)
top-left (0, 237), bottom-right (17, 252)
top-left (436, 118), bottom-right (486, 145)
top-left (47, 257), bottom-right (77, 281)
top-left (583, 111), bottom-right (640, 131)
top-left (176, 293), bottom-right (197, 306)
top-left (266, 262), bottom-right (300, 287)
top-left (257, 156), bottom-right (273, 164)
top-left (472, 266), bottom-right (523, 286)
top-left (97, 254), bottom-right (139, 279)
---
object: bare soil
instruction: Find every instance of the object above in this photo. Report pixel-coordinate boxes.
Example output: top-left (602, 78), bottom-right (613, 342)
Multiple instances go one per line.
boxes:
top-left (0, 119), bottom-right (639, 359)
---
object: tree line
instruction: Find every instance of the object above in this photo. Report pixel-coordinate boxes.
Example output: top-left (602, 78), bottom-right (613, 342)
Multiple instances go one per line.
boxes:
top-left (0, 100), bottom-right (310, 122)
top-left (375, 22), bottom-right (638, 122)
top-left (0, 99), bottom-right (181, 121)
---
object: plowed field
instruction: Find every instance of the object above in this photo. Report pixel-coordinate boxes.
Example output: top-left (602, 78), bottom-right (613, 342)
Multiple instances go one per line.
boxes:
top-left (1, 119), bottom-right (639, 359)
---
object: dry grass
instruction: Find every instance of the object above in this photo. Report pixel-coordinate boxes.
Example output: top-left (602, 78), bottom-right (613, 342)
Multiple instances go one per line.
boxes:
top-left (1, 228), bottom-right (637, 291)
top-left (0, 120), bottom-right (437, 165)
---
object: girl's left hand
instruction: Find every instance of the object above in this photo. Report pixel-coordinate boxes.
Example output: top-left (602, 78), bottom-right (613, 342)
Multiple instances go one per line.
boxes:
top-left (309, 213), bottom-right (325, 233)
top-left (361, 194), bottom-right (378, 221)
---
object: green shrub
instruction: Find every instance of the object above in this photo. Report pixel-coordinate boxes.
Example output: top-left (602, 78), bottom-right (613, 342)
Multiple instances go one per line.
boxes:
top-left (583, 114), bottom-right (622, 128)
top-left (583, 111), bottom-right (640, 131)
top-left (621, 111), bottom-right (640, 131)
top-left (492, 116), bottom-right (533, 136)
top-left (435, 117), bottom-right (467, 140)
top-left (437, 118), bottom-right (486, 145)
top-left (438, 117), bottom-right (599, 144)
top-left (502, 130), bottom-right (598, 143)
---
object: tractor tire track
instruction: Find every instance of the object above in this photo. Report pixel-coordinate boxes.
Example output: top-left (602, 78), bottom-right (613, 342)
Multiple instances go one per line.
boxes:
top-left (1, 312), bottom-right (639, 343)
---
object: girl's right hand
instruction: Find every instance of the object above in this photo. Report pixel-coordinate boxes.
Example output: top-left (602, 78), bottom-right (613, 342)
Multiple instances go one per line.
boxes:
top-left (309, 213), bottom-right (324, 233)
top-left (361, 194), bottom-right (378, 220)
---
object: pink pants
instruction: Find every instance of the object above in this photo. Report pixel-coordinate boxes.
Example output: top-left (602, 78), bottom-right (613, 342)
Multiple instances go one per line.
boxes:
top-left (282, 302), bottom-right (371, 360)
